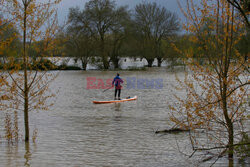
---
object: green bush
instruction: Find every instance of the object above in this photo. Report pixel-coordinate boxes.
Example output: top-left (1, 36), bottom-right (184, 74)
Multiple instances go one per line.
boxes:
top-left (32, 59), bottom-right (57, 70)
top-left (235, 132), bottom-right (250, 165)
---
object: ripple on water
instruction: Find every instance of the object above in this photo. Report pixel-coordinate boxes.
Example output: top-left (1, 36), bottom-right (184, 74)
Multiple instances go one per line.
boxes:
top-left (0, 70), bottom-right (234, 167)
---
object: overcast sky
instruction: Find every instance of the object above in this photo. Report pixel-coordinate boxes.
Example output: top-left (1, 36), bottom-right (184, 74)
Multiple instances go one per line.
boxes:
top-left (57, 0), bottom-right (186, 24)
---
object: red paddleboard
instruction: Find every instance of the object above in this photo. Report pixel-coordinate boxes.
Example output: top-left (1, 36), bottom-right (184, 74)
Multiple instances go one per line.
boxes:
top-left (93, 96), bottom-right (137, 104)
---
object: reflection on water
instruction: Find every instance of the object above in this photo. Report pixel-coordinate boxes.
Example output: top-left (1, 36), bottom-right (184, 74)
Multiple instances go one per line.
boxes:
top-left (24, 143), bottom-right (31, 167)
top-left (5, 145), bottom-right (17, 167)
top-left (113, 103), bottom-right (123, 121)
top-left (114, 103), bottom-right (121, 112)
top-left (1, 142), bottom-right (36, 167)
top-left (0, 70), bottom-right (240, 166)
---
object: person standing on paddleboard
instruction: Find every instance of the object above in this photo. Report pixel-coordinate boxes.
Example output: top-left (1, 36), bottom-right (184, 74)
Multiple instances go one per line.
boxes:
top-left (112, 73), bottom-right (123, 100)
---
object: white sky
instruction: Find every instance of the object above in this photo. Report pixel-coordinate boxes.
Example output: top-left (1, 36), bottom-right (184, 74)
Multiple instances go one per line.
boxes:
top-left (56, 0), bottom-right (186, 24)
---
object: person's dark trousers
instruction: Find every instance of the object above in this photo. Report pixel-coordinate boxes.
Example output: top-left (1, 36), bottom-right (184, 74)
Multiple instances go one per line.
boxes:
top-left (115, 88), bottom-right (121, 99)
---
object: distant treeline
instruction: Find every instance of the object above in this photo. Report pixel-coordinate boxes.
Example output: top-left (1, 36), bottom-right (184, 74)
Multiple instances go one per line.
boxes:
top-left (0, 0), bottom-right (248, 70)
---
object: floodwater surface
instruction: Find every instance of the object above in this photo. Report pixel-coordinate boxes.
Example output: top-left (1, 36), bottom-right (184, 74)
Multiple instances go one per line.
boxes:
top-left (0, 69), bottom-right (244, 167)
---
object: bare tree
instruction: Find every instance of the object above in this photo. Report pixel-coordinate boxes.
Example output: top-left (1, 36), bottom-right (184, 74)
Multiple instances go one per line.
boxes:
top-left (67, 0), bottom-right (129, 70)
top-left (84, 0), bottom-right (117, 69)
top-left (66, 7), bottom-right (95, 70)
top-left (133, 2), bottom-right (179, 67)
top-left (107, 6), bottom-right (130, 69)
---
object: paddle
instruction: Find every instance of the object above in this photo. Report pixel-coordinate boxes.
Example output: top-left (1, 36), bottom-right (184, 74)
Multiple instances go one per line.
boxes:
top-left (103, 86), bottom-right (113, 92)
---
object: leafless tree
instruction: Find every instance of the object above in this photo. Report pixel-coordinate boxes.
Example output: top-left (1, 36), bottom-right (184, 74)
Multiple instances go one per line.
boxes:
top-left (133, 2), bottom-right (179, 67)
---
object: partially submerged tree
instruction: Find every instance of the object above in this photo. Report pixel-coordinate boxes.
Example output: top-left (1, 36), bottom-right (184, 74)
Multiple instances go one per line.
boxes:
top-left (169, 0), bottom-right (249, 165)
top-left (107, 6), bottom-right (130, 69)
top-left (68, 0), bottom-right (129, 69)
top-left (133, 2), bottom-right (179, 67)
top-left (66, 7), bottom-right (95, 70)
top-left (162, 37), bottom-right (185, 70)
top-left (0, 0), bottom-right (62, 142)
top-left (84, 0), bottom-right (127, 69)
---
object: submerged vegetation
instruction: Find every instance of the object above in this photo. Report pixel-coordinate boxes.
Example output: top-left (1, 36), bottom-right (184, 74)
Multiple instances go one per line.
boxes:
top-left (168, 0), bottom-right (249, 165)
top-left (0, 0), bottom-right (62, 143)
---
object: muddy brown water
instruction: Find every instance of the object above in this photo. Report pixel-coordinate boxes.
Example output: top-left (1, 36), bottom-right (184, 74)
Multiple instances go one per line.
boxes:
top-left (0, 69), bottom-right (246, 167)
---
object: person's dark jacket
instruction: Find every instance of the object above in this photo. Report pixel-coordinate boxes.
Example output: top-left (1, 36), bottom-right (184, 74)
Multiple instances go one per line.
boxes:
top-left (112, 76), bottom-right (123, 89)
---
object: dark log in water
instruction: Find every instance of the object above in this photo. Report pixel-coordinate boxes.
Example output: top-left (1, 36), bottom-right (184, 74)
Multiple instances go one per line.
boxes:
top-left (155, 128), bottom-right (190, 134)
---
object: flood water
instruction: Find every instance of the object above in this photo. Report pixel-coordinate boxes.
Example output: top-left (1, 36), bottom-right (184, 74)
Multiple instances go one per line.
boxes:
top-left (0, 69), bottom-right (246, 167)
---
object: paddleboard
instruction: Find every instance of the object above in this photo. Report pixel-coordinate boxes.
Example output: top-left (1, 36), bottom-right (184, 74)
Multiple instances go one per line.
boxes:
top-left (93, 96), bottom-right (137, 104)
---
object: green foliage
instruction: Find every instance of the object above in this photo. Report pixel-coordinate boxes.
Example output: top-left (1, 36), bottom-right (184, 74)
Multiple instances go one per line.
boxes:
top-left (236, 29), bottom-right (249, 59)
top-left (0, 58), bottom-right (83, 71)
top-left (0, 23), bottom-right (21, 57)
top-left (235, 132), bottom-right (250, 165)
top-left (32, 59), bottom-right (57, 70)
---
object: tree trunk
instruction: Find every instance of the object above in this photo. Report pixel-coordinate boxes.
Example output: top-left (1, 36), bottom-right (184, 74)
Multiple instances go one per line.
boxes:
top-left (80, 58), bottom-right (87, 71)
top-left (102, 58), bottom-right (109, 69)
top-left (23, 1), bottom-right (29, 142)
top-left (25, 142), bottom-right (31, 165)
top-left (224, 3), bottom-right (234, 163)
top-left (114, 60), bottom-right (119, 69)
top-left (222, 78), bottom-right (234, 164)
top-left (157, 58), bottom-right (162, 67)
top-left (224, 99), bottom-right (234, 166)
top-left (80, 57), bottom-right (88, 71)
top-left (228, 125), bottom-right (234, 167)
top-left (147, 59), bottom-right (154, 67)
top-left (100, 36), bottom-right (109, 69)
top-left (112, 57), bottom-right (119, 69)
top-left (81, 61), bottom-right (87, 71)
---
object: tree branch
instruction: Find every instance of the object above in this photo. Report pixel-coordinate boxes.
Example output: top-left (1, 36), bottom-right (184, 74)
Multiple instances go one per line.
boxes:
top-left (226, 0), bottom-right (250, 27)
